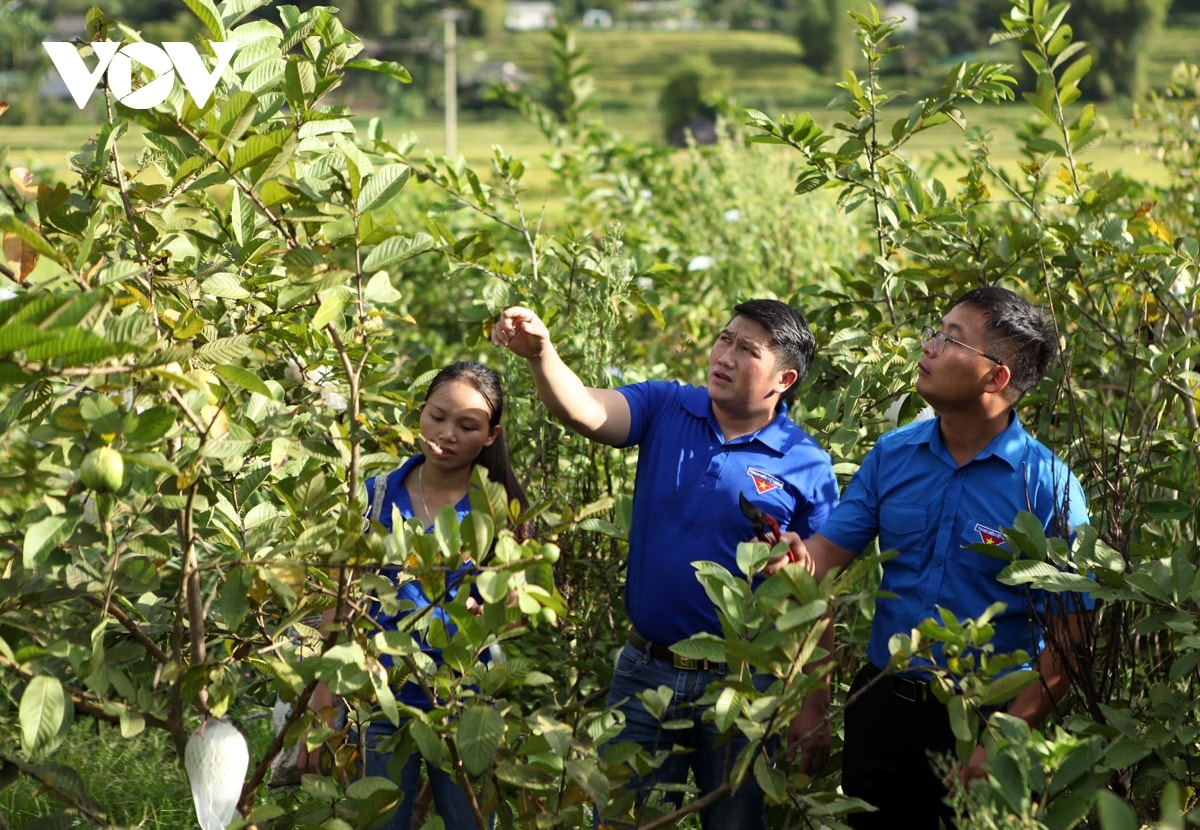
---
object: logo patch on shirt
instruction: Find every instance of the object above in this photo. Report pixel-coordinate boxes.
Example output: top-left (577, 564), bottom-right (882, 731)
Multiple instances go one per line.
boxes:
top-left (747, 467), bottom-right (784, 494)
top-left (975, 523), bottom-right (1005, 546)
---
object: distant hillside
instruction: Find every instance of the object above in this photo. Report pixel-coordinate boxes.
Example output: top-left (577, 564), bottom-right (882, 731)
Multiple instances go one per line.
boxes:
top-left (458, 18), bottom-right (1200, 117)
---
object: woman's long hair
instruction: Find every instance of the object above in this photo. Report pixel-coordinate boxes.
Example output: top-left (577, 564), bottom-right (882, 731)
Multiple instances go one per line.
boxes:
top-left (424, 360), bottom-right (531, 539)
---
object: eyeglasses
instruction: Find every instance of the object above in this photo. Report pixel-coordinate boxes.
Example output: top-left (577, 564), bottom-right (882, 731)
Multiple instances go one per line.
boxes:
top-left (921, 326), bottom-right (1004, 365)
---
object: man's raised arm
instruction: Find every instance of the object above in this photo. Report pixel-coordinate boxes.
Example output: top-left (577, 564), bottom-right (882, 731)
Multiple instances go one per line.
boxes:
top-left (492, 306), bottom-right (631, 447)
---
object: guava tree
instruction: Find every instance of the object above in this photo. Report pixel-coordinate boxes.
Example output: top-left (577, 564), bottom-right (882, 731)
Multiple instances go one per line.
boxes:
top-left (751, 1), bottom-right (1200, 824)
top-left (0, 1), bottom-right (578, 825)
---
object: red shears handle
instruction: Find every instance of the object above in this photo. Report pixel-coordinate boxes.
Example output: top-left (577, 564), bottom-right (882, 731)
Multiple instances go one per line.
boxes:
top-left (738, 493), bottom-right (798, 563)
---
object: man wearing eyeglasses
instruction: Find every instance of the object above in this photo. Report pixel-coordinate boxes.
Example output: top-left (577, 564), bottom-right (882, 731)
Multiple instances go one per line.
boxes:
top-left (774, 286), bottom-right (1093, 828)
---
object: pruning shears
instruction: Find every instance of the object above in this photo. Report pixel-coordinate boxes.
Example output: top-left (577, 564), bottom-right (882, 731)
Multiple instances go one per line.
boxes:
top-left (739, 492), bottom-right (799, 563)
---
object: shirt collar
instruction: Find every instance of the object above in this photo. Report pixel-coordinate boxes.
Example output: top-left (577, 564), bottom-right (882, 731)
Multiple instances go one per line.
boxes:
top-left (907, 411), bottom-right (1027, 471)
top-left (682, 385), bottom-right (797, 453)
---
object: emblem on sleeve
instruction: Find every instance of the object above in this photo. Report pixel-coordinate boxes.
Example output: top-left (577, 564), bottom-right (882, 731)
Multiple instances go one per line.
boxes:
top-left (747, 467), bottom-right (784, 494)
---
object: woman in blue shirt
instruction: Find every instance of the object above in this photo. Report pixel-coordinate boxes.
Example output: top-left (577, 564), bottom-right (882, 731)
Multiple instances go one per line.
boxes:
top-left (307, 360), bottom-right (528, 830)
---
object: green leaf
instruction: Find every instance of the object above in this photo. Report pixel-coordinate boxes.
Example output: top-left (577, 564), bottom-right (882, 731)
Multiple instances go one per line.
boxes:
top-left (312, 290), bottom-right (347, 329)
top-left (196, 334), bottom-right (253, 364)
top-left (776, 601), bottom-right (827, 631)
top-left (299, 119), bottom-right (356, 139)
top-left (712, 686), bottom-right (745, 733)
top-left (124, 406), bottom-right (177, 448)
top-left (0, 323), bottom-right (53, 355)
top-left (211, 91), bottom-right (258, 154)
top-left (753, 752), bottom-right (787, 802)
top-left (1022, 136), bottom-right (1060, 155)
top-left (412, 719), bottom-right (451, 762)
top-left (947, 695), bottom-right (974, 743)
top-left (475, 571), bottom-right (510, 604)
top-left (457, 705), bottom-right (503, 776)
top-left (32, 330), bottom-right (122, 365)
top-left (363, 271), bottom-right (403, 305)
top-left (230, 133), bottom-right (280, 174)
top-left (974, 669), bottom-right (1037, 707)
top-left (172, 154), bottom-right (212, 188)
top-left (368, 658), bottom-right (399, 728)
top-left (565, 757), bottom-right (611, 807)
top-left (20, 676), bottom-right (66, 757)
top-left (316, 643), bottom-right (369, 695)
top-left (997, 560), bottom-right (1095, 594)
top-left (432, 506), bottom-right (463, 562)
top-left (669, 634), bottom-right (726, 664)
top-left (1045, 23), bottom-right (1073, 57)
top-left (1101, 736), bottom-right (1152, 770)
top-left (1050, 40), bottom-right (1089, 72)
top-left (120, 710), bottom-right (146, 738)
top-left (1094, 790), bottom-right (1137, 830)
top-left (22, 762), bottom-right (99, 815)
top-left (172, 309), bottom-right (206, 341)
top-left (213, 363), bottom-right (276, 399)
top-left (460, 511), bottom-right (494, 567)
top-left (260, 179), bottom-right (294, 208)
top-left (1002, 511), bottom-right (1047, 559)
top-left (346, 58), bottom-right (412, 84)
top-left (182, 0), bottom-right (226, 39)
top-left (201, 272), bottom-right (252, 299)
top-left (1059, 53), bottom-right (1093, 92)
top-left (284, 58), bottom-right (315, 110)
top-left (97, 260), bottom-right (146, 286)
top-left (357, 165), bottom-right (411, 214)
top-left (23, 516), bottom-right (76, 570)
top-left (1048, 737), bottom-right (1105, 796)
top-left (362, 233), bottom-right (435, 271)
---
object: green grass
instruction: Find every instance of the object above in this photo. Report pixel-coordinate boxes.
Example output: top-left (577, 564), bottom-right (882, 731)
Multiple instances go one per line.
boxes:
top-left (0, 722), bottom-right (196, 828)
top-left (0, 715), bottom-right (280, 829)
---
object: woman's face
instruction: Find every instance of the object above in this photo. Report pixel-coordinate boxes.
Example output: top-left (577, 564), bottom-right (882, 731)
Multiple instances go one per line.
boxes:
top-left (419, 378), bottom-right (499, 472)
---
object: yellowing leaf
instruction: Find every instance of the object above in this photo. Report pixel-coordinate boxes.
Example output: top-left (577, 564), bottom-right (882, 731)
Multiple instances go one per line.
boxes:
top-left (3, 231), bottom-right (39, 283)
top-left (1147, 218), bottom-right (1173, 244)
top-left (9, 167), bottom-right (36, 199)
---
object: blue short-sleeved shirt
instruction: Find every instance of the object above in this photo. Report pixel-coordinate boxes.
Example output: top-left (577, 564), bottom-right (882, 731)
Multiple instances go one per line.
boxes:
top-left (366, 454), bottom-right (475, 710)
top-left (816, 413), bottom-right (1092, 674)
top-left (618, 380), bottom-right (840, 644)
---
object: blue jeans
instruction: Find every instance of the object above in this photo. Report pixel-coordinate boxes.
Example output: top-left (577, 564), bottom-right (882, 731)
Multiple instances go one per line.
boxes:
top-left (363, 719), bottom-right (493, 830)
top-left (601, 642), bottom-right (769, 829)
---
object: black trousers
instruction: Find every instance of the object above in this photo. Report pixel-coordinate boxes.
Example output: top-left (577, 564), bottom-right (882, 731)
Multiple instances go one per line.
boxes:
top-left (841, 664), bottom-right (961, 830)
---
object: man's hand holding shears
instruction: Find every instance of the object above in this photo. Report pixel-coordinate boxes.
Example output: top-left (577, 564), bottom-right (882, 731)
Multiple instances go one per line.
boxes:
top-left (739, 492), bottom-right (808, 577)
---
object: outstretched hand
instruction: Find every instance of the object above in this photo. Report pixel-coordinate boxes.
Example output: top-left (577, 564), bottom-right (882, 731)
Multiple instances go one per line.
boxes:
top-left (491, 306), bottom-right (550, 359)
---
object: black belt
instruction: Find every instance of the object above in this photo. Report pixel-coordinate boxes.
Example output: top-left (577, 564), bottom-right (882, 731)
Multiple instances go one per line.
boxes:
top-left (628, 628), bottom-right (728, 673)
top-left (862, 663), bottom-right (939, 704)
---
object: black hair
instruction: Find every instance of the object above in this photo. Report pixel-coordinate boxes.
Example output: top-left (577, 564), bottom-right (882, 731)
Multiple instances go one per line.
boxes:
top-left (954, 287), bottom-right (1059, 401)
top-left (732, 298), bottom-right (817, 408)
top-left (425, 360), bottom-right (530, 537)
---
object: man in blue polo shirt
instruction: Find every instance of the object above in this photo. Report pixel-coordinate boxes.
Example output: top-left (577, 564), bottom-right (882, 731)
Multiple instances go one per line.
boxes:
top-left (783, 287), bottom-right (1093, 828)
top-left (492, 299), bottom-right (840, 829)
